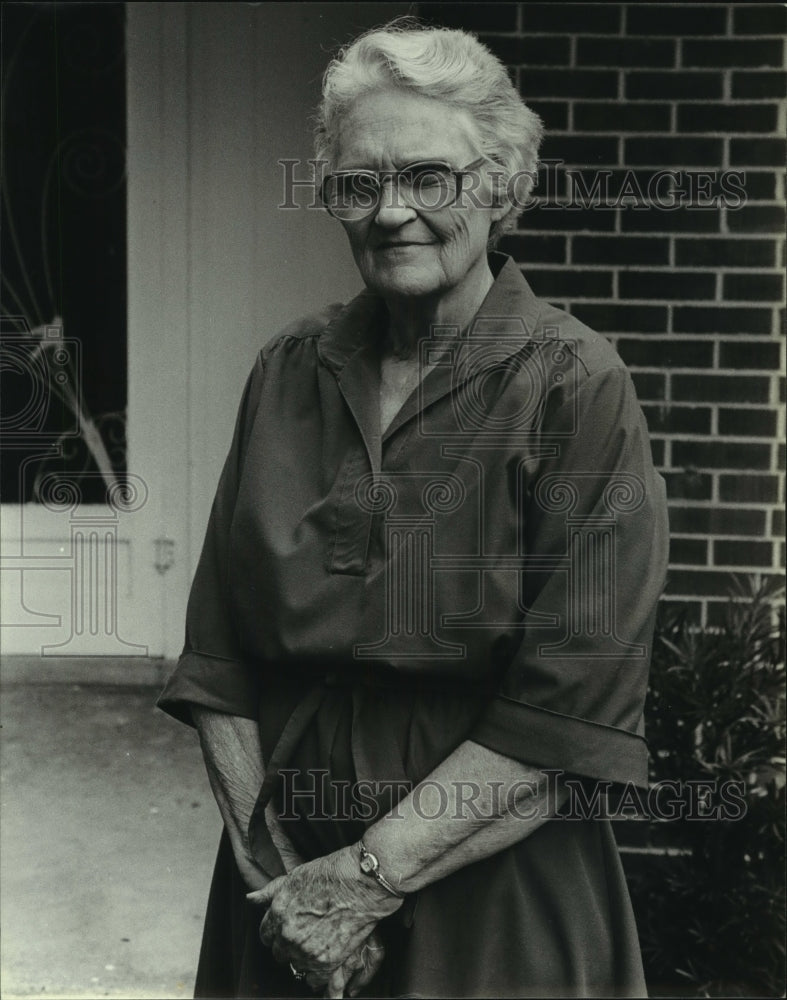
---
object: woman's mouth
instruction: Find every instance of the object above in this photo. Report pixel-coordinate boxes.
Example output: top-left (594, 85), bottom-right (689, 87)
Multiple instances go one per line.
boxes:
top-left (376, 241), bottom-right (434, 250)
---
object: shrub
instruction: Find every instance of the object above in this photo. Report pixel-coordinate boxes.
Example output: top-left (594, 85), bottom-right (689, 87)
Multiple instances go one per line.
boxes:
top-left (627, 576), bottom-right (786, 997)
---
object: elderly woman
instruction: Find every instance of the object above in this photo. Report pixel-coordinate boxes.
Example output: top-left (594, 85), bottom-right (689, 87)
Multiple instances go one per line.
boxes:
top-left (159, 20), bottom-right (668, 999)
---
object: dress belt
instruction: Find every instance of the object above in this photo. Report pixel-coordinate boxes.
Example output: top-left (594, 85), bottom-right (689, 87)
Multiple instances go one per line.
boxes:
top-left (248, 680), bottom-right (327, 879)
top-left (248, 666), bottom-right (498, 878)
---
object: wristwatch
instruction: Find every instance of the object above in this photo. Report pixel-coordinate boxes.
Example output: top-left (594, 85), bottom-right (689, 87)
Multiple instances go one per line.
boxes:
top-left (358, 840), bottom-right (405, 898)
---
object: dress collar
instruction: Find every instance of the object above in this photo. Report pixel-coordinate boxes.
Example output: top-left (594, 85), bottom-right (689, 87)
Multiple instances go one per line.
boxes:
top-left (317, 253), bottom-right (541, 370)
top-left (316, 252), bottom-right (544, 456)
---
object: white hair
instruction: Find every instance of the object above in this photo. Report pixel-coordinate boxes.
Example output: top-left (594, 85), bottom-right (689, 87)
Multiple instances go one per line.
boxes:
top-left (314, 18), bottom-right (544, 244)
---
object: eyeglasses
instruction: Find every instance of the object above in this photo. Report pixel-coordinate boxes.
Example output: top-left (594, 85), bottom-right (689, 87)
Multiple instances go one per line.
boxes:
top-left (320, 157), bottom-right (488, 222)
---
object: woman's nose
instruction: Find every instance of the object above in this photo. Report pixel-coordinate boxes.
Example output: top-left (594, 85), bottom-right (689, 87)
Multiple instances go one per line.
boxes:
top-left (373, 178), bottom-right (417, 227)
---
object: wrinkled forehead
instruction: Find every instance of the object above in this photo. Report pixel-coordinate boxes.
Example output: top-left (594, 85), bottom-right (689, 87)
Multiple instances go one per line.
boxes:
top-left (330, 88), bottom-right (482, 172)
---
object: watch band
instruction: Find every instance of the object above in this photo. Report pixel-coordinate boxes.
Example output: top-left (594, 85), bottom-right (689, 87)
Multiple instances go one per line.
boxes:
top-left (358, 840), bottom-right (405, 898)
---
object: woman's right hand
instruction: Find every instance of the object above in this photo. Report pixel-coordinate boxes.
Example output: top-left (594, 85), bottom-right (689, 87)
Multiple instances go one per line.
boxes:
top-left (311, 927), bottom-right (385, 998)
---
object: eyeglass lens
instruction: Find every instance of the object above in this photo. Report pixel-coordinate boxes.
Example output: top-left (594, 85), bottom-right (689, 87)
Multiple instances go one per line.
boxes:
top-left (323, 163), bottom-right (460, 219)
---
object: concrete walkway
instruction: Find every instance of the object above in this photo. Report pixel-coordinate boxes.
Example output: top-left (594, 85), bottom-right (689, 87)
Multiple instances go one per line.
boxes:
top-left (1, 680), bottom-right (221, 998)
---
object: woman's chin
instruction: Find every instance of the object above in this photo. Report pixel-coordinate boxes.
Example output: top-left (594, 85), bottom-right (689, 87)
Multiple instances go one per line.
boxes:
top-left (366, 264), bottom-right (445, 300)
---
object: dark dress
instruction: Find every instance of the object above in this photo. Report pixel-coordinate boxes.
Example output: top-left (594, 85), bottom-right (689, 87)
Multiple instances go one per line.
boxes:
top-left (158, 253), bottom-right (669, 998)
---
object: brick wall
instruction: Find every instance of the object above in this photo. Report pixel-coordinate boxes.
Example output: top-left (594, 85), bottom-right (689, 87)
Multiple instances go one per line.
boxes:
top-left (419, 2), bottom-right (786, 625)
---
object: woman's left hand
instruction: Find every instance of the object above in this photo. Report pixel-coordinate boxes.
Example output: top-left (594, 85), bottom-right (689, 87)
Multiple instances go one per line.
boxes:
top-left (247, 845), bottom-right (402, 985)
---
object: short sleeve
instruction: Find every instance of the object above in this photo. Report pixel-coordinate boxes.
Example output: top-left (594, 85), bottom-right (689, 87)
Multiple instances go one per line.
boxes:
top-left (469, 366), bottom-right (669, 787)
top-left (157, 353), bottom-right (266, 727)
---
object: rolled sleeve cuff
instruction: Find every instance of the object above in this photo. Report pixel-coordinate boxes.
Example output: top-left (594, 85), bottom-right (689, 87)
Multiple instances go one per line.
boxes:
top-left (469, 695), bottom-right (648, 788)
top-left (156, 650), bottom-right (260, 727)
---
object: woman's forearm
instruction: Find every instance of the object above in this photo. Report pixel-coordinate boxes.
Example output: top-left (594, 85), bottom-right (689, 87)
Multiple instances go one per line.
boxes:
top-left (251, 740), bottom-right (569, 983)
top-left (361, 739), bottom-right (567, 894)
top-left (192, 706), bottom-right (303, 889)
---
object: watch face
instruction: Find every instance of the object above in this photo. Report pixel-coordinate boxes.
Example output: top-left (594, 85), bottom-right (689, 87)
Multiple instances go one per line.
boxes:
top-left (360, 855), bottom-right (375, 874)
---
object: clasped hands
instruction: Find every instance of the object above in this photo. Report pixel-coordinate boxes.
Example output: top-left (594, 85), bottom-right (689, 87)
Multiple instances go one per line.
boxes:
top-left (247, 845), bottom-right (403, 998)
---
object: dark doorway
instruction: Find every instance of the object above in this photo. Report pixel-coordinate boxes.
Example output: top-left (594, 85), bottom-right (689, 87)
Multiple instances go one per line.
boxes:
top-left (1, 3), bottom-right (127, 502)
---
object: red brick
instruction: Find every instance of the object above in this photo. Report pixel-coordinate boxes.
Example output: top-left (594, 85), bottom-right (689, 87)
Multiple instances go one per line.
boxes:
top-left (622, 206), bottom-right (720, 234)
top-left (498, 234), bottom-right (567, 264)
top-left (718, 408), bottom-right (778, 437)
top-left (419, 3), bottom-right (518, 31)
top-left (731, 71), bottom-right (787, 99)
top-left (732, 5), bottom-right (787, 35)
top-left (663, 470), bottom-right (713, 500)
top-left (641, 404), bottom-right (713, 434)
top-left (575, 37), bottom-right (676, 68)
top-left (718, 474), bottom-right (780, 504)
top-left (618, 270), bottom-right (717, 301)
top-left (714, 540), bottom-right (773, 567)
top-left (625, 70), bottom-right (723, 100)
top-left (674, 237), bottom-right (777, 268)
top-left (738, 172), bottom-right (778, 201)
top-left (573, 103), bottom-right (672, 133)
top-left (625, 136), bottom-right (724, 167)
top-left (479, 34), bottom-right (571, 66)
top-left (527, 101), bottom-right (569, 131)
top-left (682, 39), bottom-right (784, 69)
top-left (631, 371), bottom-right (666, 400)
top-left (627, 5), bottom-right (728, 36)
top-left (672, 305), bottom-right (774, 335)
top-left (541, 135), bottom-right (620, 166)
top-left (772, 509), bottom-right (785, 537)
top-left (673, 374), bottom-right (772, 404)
top-left (665, 570), bottom-right (747, 598)
top-left (722, 273), bottom-right (785, 302)
top-left (719, 339), bottom-right (782, 369)
top-left (620, 340), bottom-right (713, 368)
top-left (573, 235), bottom-right (670, 266)
top-left (672, 436), bottom-right (771, 465)
top-left (519, 204), bottom-right (618, 232)
top-left (570, 302), bottom-right (667, 334)
top-left (677, 103), bottom-right (779, 133)
top-left (727, 204), bottom-right (787, 234)
top-left (520, 69), bottom-right (618, 100)
top-left (521, 3), bottom-right (621, 33)
top-left (729, 138), bottom-right (786, 167)
top-left (668, 506), bottom-right (767, 535)
top-left (670, 537), bottom-right (709, 566)
top-left (525, 269), bottom-right (613, 299)
top-left (640, 170), bottom-right (750, 207)
top-left (562, 169), bottom-right (670, 208)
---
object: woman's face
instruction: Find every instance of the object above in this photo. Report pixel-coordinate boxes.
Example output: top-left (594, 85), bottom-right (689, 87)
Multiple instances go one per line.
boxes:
top-left (332, 88), bottom-right (505, 301)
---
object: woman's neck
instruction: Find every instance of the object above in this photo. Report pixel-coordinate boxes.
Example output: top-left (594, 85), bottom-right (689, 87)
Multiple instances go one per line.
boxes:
top-left (382, 260), bottom-right (495, 360)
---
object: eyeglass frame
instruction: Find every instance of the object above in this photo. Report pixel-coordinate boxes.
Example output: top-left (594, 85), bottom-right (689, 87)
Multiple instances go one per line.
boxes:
top-left (319, 156), bottom-right (494, 221)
